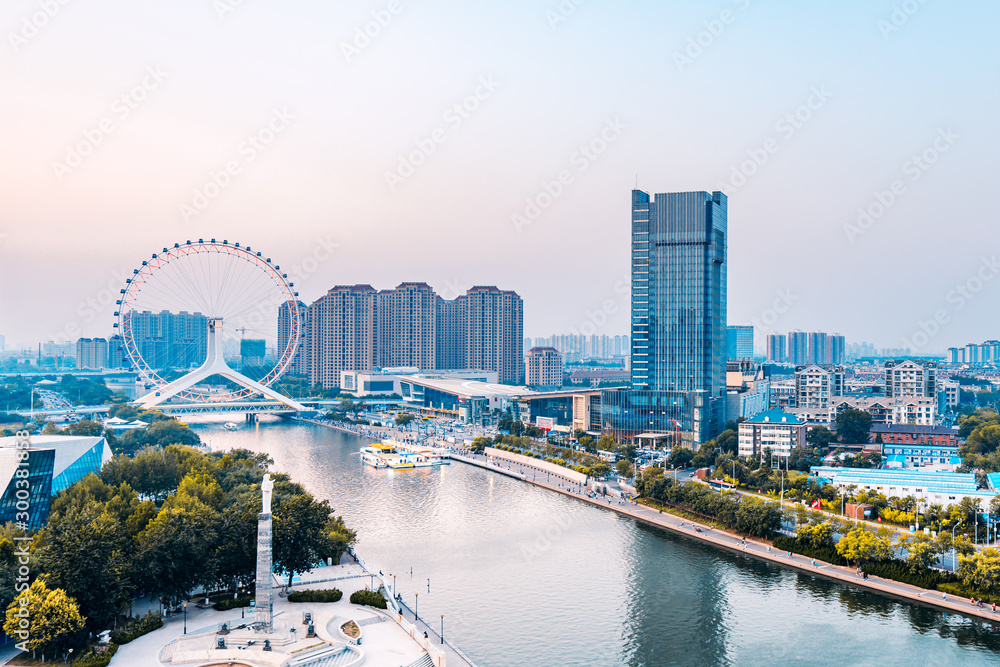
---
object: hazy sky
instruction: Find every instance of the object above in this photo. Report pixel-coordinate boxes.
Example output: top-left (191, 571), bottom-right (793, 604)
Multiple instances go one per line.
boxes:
top-left (1, 0), bottom-right (997, 354)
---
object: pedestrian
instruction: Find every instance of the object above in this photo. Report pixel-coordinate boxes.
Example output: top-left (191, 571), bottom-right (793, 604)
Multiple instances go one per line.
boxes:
top-left (993, 602), bottom-right (996, 613)
top-left (943, 593), bottom-right (947, 600)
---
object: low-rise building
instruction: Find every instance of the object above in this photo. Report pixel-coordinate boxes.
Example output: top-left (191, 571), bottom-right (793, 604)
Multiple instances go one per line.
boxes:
top-left (871, 423), bottom-right (959, 449)
top-left (884, 359), bottom-right (937, 398)
top-left (738, 408), bottom-right (806, 459)
top-left (811, 466), bottom-right (996, 509)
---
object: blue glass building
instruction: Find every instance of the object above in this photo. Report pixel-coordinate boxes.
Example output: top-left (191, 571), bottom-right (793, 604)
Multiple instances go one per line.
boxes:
top-left (603, 190), bottom-right (727, 445)
top-left (0, 435), bottom-right (113, 529)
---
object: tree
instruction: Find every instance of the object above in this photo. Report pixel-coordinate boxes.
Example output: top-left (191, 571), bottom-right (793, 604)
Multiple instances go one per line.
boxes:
top-left (668, 447), bottom-right (694, 469)
top-left (615, 460), bottom-right (634, 478)
top-left (470, 437), bottom-right (491, 453)
top-left (734, 497), bottom-right (782, 537)
top-left (273, 494), bottom-right (354, 587)
top-left (901, 535), bottom-right (939, 572)
top-left (958, 548), bottom-right (1000, 594)
top-left (787, 446), bottom-right (817, 472)
top-left (716, 429), bottom-right (738, 455)
top-left (394, 413), bottom-right (415, 426)
top-left (36, 500), bottom-right (133, 632)
top-left (3, 579), bottom-right (85, 656)
top-left (836, 409), bottom-right (872, 444)
top-left (136, 498), bottom-right (220, 606)
top-left (835, 527), bottom-right (893, 565)
top-left (64, 420), bottom-right (105, 437)
top-left (963, 423), bottom-right (1000, 457)
top-left (796, 521), bottom-right (834, 549)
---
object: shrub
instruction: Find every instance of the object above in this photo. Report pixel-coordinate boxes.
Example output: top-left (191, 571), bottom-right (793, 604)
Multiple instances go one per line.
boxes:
top-left (288, 588), bottom-right (343, 603)
top-left (937, 582), bottom-right (1000, 605)
top-left (109, 612), bottom-right (163, 644)
top-left (75, 644), bottom-right (119, 667)
top-left (349, 590), bottom-right (387, 609)
top-left (213, 596), bottom-right (252, 611)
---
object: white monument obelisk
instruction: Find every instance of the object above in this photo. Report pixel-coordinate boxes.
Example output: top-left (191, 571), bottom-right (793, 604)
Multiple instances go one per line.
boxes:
top-left (255, 473), bottom-right (274, 632)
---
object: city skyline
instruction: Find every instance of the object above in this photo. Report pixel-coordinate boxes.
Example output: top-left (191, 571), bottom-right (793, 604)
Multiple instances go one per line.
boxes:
top-left (1, 1), bottom-right (998, 351)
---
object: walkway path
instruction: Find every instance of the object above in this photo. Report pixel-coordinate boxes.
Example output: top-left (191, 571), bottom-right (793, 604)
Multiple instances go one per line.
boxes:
top-left (450, 453), bottom-right (1000, 623)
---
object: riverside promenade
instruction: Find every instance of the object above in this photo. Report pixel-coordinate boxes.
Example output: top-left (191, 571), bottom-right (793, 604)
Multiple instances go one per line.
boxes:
top-left (452, 452), bottom-right (1000, 624)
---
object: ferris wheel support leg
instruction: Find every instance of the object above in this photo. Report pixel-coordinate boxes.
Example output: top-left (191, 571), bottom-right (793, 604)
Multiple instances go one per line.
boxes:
top-left (133, 318), bottom-right (305, 412)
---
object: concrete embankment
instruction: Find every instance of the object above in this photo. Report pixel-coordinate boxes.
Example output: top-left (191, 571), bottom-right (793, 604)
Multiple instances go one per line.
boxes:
top-left (451, 453), bottom-right (1000, 624)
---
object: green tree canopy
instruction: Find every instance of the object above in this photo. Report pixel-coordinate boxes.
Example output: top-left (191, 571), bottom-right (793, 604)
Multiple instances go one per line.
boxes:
top-left (835, 527), bottom-right (893, 565)
top-left (836, 409), bottom-right (872, 444)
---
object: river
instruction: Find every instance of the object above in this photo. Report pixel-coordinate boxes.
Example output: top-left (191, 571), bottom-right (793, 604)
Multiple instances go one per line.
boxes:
top-left (190, 418), bottom-right (1000, 667)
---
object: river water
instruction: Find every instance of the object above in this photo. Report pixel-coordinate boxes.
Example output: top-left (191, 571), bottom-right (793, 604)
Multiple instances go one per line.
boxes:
top-left (191, 418), bottom-right (1000, 667)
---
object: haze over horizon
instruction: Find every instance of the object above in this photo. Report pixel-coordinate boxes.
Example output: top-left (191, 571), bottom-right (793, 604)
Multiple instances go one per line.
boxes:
top-left (1, 0), bottom-right (997, 354)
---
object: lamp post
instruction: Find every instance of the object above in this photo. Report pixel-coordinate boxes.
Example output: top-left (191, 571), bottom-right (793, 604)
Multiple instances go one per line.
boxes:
top-left (951, 522), bottom-right (959, 573)
top-left (68, 648), bottom-right (73, 667)
top-left (441, 615), bottom-right (444, 645)
top-left (183, 602), bottom-right (188, 634)
top-left (415, 593), bottom-right (418, 621)
top-left (392, 575), bottom-right (396, 598)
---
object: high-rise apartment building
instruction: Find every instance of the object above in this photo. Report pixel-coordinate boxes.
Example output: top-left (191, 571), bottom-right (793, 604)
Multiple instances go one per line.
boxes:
top-left (766, 333), bottom-right (787, 363)
top-left (808, 331), bottom-right (829, 365)
top-left (122, 310), bottom-right (208, 370)
top-left (307, 285), bottom-right (378, 389)
top-left (603, 189), bottom-right (728, 444)
top-left (526, 347), bottom-right (563, 388)
top-left (885, 359), bottom-right (937, 398)
top-left (306, 284), bottom-right (523, 388)
top-left (75, 338), bottom-right (109, 369)
top-left (727, 325), bottom-right (754, 361)
top-left (278, 300), bottom-right (308, 376)
top-left (787, 330), bottom-right (809, 365)
top-left (829, 334), bottom-right (845, 365)
top-left (463, 286), bottom-right (524, 385)
top-left (376, 282), bottom-right (438, 369)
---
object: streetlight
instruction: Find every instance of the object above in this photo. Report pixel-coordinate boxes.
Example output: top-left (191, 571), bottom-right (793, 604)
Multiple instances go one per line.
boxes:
top-left (415, 593), bottom-right (418, 621)
top-left (951, 522), bottom-right (959, 573)
top-left (183, 602), bottom-right (188, 634)
top-left (68, 648), bottom-right (73, 667)
top-left (392, 574), bottom-right (396, 598)
top-left (441, 615), bottom-right (444, 645)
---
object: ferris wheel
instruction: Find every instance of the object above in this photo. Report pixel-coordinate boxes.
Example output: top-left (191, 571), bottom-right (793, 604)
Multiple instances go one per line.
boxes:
top-left (115, 239), bottom-right (304, 408)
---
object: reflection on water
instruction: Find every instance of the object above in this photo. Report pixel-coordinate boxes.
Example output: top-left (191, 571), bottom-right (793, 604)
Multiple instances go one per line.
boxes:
top-left (191, 418), bottom-right (1000, 666)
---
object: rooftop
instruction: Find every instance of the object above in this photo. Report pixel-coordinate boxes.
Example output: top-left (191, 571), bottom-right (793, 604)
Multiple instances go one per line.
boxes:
top-left (744, 408), bottom-right (802, 425)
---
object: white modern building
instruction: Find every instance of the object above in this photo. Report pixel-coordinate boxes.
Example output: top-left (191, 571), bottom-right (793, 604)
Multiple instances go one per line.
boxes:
top-left (794, 365), bottom-right (844, 408)
top-left (812, 466), bottom-right (997, 509)
top-left (885, 359), bottom-right (937, 398)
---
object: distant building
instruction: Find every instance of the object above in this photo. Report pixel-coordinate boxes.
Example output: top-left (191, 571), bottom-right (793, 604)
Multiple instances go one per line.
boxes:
top-left (938, 380), bottom-right (959, 412)
top-left (107, 335), bottom-right (127, 369)
top-left (830, 396), bottom-right (936, 428)
top-left (949, 341), bottom-right (1000, 364)
top-left (278, 300), bottom-right (308, 376)
top-left (884, 359), bottom-right (937, 398)
top-left (526, 347), bottom-right (563, 388)
top-left (240, 339), bottom-right (267, 367)
top-left (0, 435), bottom-right (114, 529)
top-left (726, 325), bottom-right (754, 361)
top-left (829, 334), bottom-right (845, 365)
top-left (766, 333), bottom-right (787, 363)
top-left (738, 408), bottom-right (806, 459)
top-left (787, 331), bottom-right (808, 365)
top-left (808, 331), bottom-right (829, 365)
top-left (122, 310), bottom-right (208, 370)
top-left (872, 424), bottom-right (958, 450)
top-left (75, 337), bottom-right (108, 369)
top-left (794, 364), bottom-right (844, 408)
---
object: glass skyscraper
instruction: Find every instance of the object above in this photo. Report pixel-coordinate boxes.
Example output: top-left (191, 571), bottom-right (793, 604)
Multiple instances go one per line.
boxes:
top-left (603, 189), bottom-right (728, 445)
